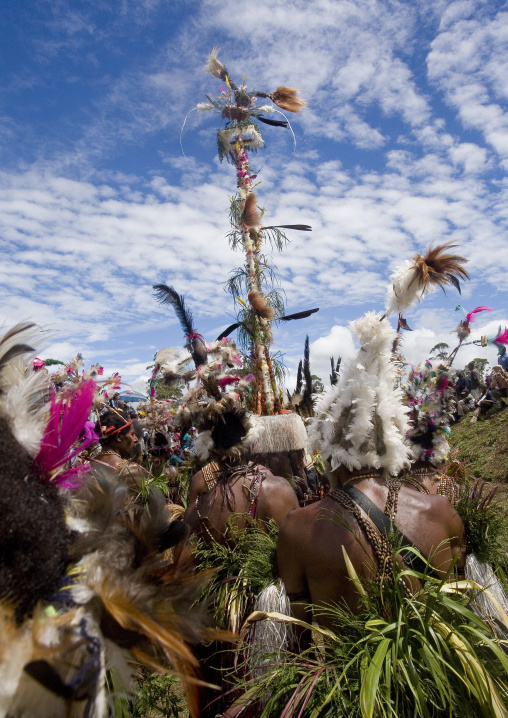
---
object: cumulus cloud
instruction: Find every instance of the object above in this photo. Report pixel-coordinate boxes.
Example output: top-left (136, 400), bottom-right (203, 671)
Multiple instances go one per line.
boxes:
top-left (1, 0), bottom-right (507, 392)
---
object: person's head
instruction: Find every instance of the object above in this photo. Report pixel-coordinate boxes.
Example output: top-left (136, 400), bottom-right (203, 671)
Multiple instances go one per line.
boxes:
top-left (468, 362), bottom-right (475, 370)
top-left (96, 411), bottom-right (138, 459)
top-left (498, 345), bottom-right (507, 356)
top-left (151, 431), bottom-right (171, 459)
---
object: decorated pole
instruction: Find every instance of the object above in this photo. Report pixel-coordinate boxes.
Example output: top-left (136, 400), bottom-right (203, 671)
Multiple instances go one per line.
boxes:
top-left (197, 48), bottom-right (307, 415)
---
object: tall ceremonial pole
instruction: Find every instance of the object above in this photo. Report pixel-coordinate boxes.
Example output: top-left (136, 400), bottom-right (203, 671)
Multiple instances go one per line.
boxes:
top-left (197, 48), bottom-right (307, 415)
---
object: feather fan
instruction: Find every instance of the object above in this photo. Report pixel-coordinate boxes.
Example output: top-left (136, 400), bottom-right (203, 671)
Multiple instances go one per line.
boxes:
top-left (385, 242), bottom-right (469, 317)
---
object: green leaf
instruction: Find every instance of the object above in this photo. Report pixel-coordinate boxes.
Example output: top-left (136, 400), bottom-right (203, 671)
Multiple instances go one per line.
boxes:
top-left (360, 638), bottom-right (391, 718)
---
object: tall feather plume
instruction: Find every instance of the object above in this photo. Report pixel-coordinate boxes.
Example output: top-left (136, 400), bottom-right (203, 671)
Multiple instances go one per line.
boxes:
top-left (295, 360), bottom-right (303, 394)
top-left (243, 193), bottom-right (261, 228)
top-left (153, 284), bottom-right (195, 337)
top-left (248, 290), bottom-right (274, 320)
top-left (268, 87), bottom-right (306, 113)
top-left (204, 46), bottom-right (227, 80)
top-left (301, 335), bottom-right (314, 416)
top-left (385, 242), bottom-right (469, 317)
top-left (153, 284), bottom-right (208, 367)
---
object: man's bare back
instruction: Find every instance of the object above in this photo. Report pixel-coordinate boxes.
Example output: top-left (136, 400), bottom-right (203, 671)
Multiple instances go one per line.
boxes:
top-left (185, 463), bottom-right (299, 544)
top-left (278, 477), bottom-right (465, 632)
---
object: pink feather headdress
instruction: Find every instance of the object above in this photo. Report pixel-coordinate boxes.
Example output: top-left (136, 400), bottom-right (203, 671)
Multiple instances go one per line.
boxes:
top-left (36, 379), bottom-right (96, 488)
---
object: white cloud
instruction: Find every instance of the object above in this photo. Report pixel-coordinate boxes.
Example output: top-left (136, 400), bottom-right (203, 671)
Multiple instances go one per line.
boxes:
top-left (428, 8), bottom-right (508, 166)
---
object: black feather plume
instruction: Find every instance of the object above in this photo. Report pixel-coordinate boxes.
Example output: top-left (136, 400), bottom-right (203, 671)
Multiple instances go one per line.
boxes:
top-left (153, 284), bottom-right (208, 367)
top-left (295, 360), bottom-right (303, 394)
top-left (216, 322), bottom-right (244, 341)
top-left (302, 336), bottom-right (312, 402)
top-left (257, 115), bottom-right (288, 128)
top-left (153, 284), bottom-right (195, 337)
top-left (280, 307), bottom-right (319, 321)
top-left (262, 225), bottom-right (312, 232)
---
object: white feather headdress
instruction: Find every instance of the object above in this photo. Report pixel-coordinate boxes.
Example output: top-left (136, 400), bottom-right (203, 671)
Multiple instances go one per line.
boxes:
top-left (308, 312), bottom-right (411, 475)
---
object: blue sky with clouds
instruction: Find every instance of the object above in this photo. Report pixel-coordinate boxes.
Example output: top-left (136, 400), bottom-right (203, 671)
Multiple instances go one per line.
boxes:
top-left (1, 0), bottom-right (507, 392)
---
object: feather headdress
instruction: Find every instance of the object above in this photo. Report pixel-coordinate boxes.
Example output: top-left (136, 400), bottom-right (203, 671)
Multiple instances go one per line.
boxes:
top-left (308, 312), bottom-right (411, 475)
top-left (385, 242), bottom-right (469, 317)
top-left (402, 360), bottom-right (455, 466)
top-left (179, 340), bottom-right (262, 461)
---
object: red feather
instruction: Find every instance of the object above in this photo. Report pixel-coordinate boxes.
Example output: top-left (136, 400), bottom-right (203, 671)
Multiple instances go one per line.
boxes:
top-left (466, 306), bottom-right (492, 323)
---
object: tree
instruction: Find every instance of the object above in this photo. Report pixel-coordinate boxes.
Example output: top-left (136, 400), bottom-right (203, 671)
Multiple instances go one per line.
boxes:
top-left (151, 378), bottom-right (184, 403)
top-left (429, 342), bottom-right (450, 360)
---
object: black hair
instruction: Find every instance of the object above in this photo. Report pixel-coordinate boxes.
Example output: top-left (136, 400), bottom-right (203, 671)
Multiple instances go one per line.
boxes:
top-left (95, 410), bottom-right (131, 445)
top-left (211, 411), bottom-right (247, 450)
top-left (0, 418), bottom-right (70, 622)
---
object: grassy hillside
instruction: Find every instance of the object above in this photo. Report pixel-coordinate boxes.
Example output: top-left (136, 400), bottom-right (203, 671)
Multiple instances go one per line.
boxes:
top-left (449, 407), bottom-right (508, 483)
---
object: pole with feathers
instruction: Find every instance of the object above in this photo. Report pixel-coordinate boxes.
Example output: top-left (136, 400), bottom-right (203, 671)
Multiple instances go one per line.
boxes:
top-left (200, 48), bottom-right (312, 415)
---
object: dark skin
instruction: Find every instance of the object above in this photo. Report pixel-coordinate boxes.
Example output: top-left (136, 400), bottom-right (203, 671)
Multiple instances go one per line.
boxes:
top-left (185, 460), bottom-right (299, 544)
top-left (277, 469), bottom-right (465, 646)
top-left (93, 428), bottom-right (149, 492)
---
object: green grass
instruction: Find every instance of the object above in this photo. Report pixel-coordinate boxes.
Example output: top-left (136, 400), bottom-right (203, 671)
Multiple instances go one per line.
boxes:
top-left (450, 407), bottom-right (508, 483)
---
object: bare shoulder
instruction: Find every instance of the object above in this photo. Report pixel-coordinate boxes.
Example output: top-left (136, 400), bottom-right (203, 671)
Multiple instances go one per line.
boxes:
top-left (279, 502), bottom-right (322, 543)
top-left (421, 493), bottom-right (463, 531)
top-left (188, 469), bottom-right (207, 503)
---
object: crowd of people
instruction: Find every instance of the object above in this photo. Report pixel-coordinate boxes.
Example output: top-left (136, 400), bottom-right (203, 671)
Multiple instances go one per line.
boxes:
top-left (2, 303), bottom-right (508, 717)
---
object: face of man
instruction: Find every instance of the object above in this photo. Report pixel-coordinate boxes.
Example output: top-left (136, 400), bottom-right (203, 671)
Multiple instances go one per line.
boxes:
top-left (115, 428), bottom-right (138, 458)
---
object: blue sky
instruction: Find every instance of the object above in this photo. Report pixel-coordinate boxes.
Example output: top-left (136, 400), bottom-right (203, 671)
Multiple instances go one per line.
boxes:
top-left (1, 0), bottom-right (507, 392)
